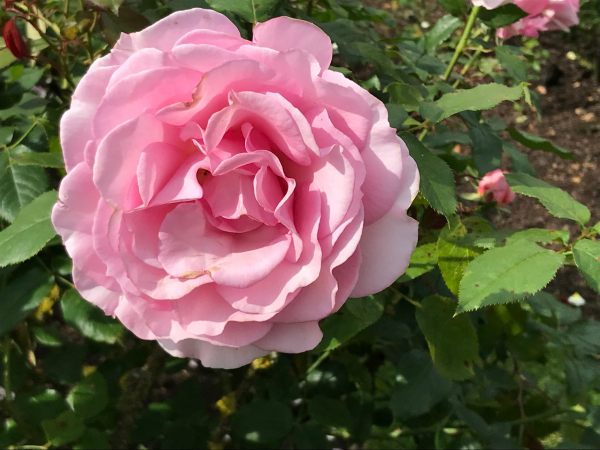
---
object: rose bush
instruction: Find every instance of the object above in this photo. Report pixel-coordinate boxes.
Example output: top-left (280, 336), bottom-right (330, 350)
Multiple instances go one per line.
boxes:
top-left (51, 9), bottom-right (419, 368)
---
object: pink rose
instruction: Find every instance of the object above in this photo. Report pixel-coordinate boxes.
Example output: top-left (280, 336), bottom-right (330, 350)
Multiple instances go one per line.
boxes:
top-left (52, 9), bottom-right (419, 368)
top-left (478, 169), bottom-right (515, 205)
top-left (497, 0), bottom-right (580, 38)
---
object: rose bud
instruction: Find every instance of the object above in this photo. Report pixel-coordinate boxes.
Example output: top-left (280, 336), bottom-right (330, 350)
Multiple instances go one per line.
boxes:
top-left (2, 19), bottom-right (29, 59)
top-left (478, 169), bottom-right (516, 205)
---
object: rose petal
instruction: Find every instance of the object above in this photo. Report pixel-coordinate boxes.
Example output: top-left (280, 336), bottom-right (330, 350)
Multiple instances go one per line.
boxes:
top-left (159, 339), bottom-right (267, 369)
top-left (351, 199), bottom-right (418, 297)
top-left (254, 321), bottom-right (323, 353)
top-left (128, 8), bottom-right (240, 52)
top-left (253, 17), bottom-right (332, 71)
top-left (94, 113), bottom-right (170, 208)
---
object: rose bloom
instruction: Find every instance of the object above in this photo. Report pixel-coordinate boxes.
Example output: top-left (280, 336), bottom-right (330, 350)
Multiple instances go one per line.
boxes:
top-left (471, 0), bottom-right (579, 38)
top-left (498, 0), bottom-right (579, 38)
top-left (52, 9), bottom-right (419, 368)
top-left (478, 169), bottom-right (515, 205)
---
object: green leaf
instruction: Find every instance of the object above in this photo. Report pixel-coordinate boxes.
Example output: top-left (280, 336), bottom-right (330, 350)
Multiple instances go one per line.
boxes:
top-left (0, 267), bottom-right (53, 335)
top-left (0, 127), bottom-right (13, 145)
top-left (431, 83), bottom-right (525, 123)
top-left (506, 228), bottom-right (570, 246)
top-left (457, 242), bottom-right (565, 313)
top-left (67, 372), bottom-right (109, 420)
top-left (424, 15), bottom-right (462, 54)
top-left (505, 172), bottom-right (590, 225)
top-left (42, 410), bottom-right (85, 447)
top-left (0, 149), bottom-right (48, 222)
top-left (437, 217), bottom-right (490, 296)
top-left (390, 350), bottom-right (453, 420)
top-left (503, 142), bottom-right (536, 175)
top-left (88, 0), bottom-right (124, 14)
top-left (453, 403), bottom-right (518, 448)
top-left (386, 82), bottom-right (423, 111)
top-left (315, 296), bottom-right (383, 352)
top-left (529, 292), bottom-right (581, 325)
top-left (74, 428), bottom-right (110, 450)
top-left (508, 128), bottom-right (572, 159)
top-left (479, 4), bottom-right (528, 28)
top-left (496, 46), bottom-right (528, 82)
top-left (438, 0), bottom-right (469, 16)
top-left (31, 325), bottom-right (63, 347)
top-left (13, 389), bottom-right (67, 423)
top-left (61, 289), bottom-right (124, 344)
top-left (231, 400), bottom-right (293, 445)
top-left (573, 239), bottom-right (600, 294)
top-left (206, 0), bottom-right (279, 23)
top-left (307, 397), bottom-right (353, 429)
top-left (401, 133), bottom-right (457, 217)
top-left (398, 242), bottom-right (438, 282)
top-left (468, 123), bottom-right (503, 174)
top-left (0, 191), bottom-right (57, 267)
top-left (416, 296), bottom-right (479, 380)
top-left (9, 149), bottom-right (65, 168)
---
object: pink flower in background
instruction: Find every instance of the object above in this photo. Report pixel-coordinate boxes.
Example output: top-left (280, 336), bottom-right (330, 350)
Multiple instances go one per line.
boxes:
top-left (498, 0), bottom-right (580, 38)
top-left (478, 170), bottom-right (516, 205)
top-left (52, 9), bottom-right (419, 369)
top-left (472, 0), bottom-right (580, 38)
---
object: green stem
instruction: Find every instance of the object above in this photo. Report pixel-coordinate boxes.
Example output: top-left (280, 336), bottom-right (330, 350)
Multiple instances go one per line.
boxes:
top-left (7, 120), bottom-right (39, 150)
top-left (443, 6), bottom-right (480, 81)
top-left (306, 350), bottom-right (330, 374)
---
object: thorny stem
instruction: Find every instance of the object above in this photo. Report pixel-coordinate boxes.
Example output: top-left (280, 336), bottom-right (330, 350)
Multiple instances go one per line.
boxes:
top-left (443, 6), bottom-right (480, 81)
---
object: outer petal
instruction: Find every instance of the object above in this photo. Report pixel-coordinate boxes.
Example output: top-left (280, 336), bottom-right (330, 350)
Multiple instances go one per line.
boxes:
top-left (126, 8), bottom-right (240, 52)
top-left (351, 156), bottom-right (419, 297)
top-left (254, 321), bottom-right (323, 353)
top-left (60, 63), bottom-right (115, 170)
top-left (159, 339), bottom-right (267, 369)
top-left (253, 17), bottom-right (332, 72)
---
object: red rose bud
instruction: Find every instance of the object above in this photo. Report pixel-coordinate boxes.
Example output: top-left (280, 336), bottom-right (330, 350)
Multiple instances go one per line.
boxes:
top-left (5, 0), bottom-right (15, 8)
top-left (3, 19), bottom-right (29, 59)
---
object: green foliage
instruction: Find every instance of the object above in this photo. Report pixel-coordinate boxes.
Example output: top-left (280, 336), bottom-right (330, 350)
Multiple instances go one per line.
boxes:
top-left (61, 289), bottom-right (124, 344)
top-left (416, 296), bottom-right (479, 380)
top-left (437, 217), bottom-right (489, 296)
top-left (505, 172), bottom-right (591, 225)
top-left (206, 0), bottom-right (280, 22)
top-left (508, 127), bottom-right (573, 159)
top-left (478, 4), bottom-right (528, 28)
top-left (425, 83), bottom-right (526, 123)
top-left (573, 239), bottom-right (600, 294)
top-left (401, 133), bottom-right (457, 217)
top-left (0, 148), bottom-right (48, 223)
top-left (458, 242), bottom-right (565, 312)
top-left (67, 372), bottom-right (109, 420)
top-left (315, 296), bottom-right (383, 352)
top-left (0, 191), bottom-right (57, 267)
top-left (1, 0), bottom-right (600, 449)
